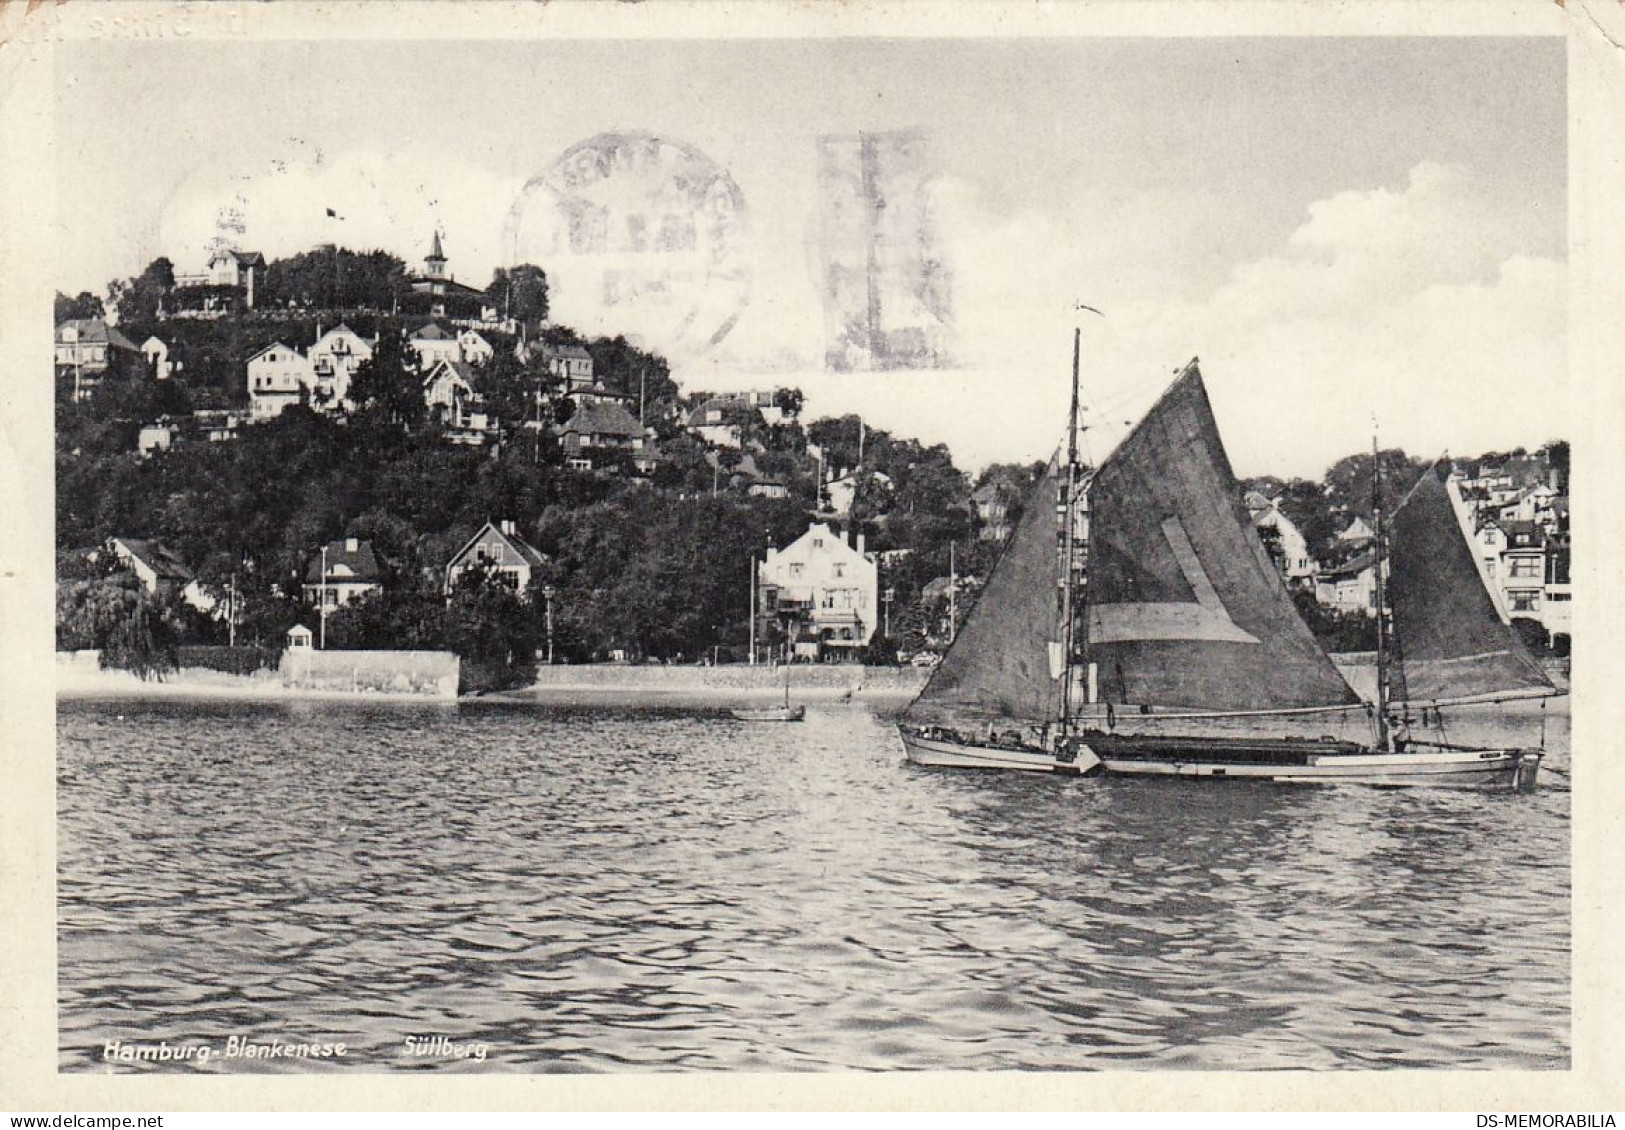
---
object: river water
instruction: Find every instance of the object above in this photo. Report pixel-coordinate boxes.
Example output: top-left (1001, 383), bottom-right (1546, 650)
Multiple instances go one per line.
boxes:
top-left (57, 696), bottom-right (1569, 1072)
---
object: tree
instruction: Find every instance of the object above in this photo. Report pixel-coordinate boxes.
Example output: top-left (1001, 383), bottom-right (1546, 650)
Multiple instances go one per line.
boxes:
top-left (259, 247), bottom-right (408, 310)
top-left (1540, 439), bottom-right (1570, 494)
top-left (1321, 448), bottom-right (1431, 526)
top-left (444, 566), bottom-right (540, 692)
top-left (586, 335), bottom-right (678, 410)
top-left (326, 586), bottom-right (446, 651)
top-left (55, 291), bottom-right (105, 322)
top-left (348, 330), bottom-right (424, 430)
top-left (487, 264), bottom-right (550, 325)
top-left (56, 570), bottom-right (180, 680)
top-left (112, 258), bottom-right (175, 324)
top-left (773, 387), bottom-right (805, 418)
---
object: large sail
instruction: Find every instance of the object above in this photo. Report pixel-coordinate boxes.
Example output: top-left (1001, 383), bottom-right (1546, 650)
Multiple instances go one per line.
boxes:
top-left (1084, 364), bottom-right (1360, 712)
top-left (902, 452), bottom-right (1065, 726)
top-left (1387, 467), bottom-right (1555, 704)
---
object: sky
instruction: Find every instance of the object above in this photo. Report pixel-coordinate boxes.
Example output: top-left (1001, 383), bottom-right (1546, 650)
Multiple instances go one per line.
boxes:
top-left (53, 36), bottom-right (1566, 478)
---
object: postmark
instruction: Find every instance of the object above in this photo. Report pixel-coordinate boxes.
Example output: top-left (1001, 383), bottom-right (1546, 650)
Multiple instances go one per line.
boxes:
top-left (502, 132), bottom-right (750, 360)
top-left (814, 130), bottom-right (954, 372)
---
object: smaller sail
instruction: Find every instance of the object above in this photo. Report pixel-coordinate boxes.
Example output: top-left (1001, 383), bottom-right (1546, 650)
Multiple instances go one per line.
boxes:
top-left (902, 453), bottom-right (1065, 726)
top-left (1387, 468), bottom-right (1556, 704)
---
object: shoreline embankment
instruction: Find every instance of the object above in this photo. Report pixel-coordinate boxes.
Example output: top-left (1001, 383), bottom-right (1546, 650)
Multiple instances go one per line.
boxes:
top-left (56, 651), bottom-right (1569, 711)
top-left (56, 649), bottom-right (459, 703)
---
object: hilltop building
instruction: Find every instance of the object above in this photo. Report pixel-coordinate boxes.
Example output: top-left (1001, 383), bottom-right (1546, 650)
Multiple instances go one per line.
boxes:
top-left (402, 232), bottom-right (487, 320)
top-left (173, 248), bottom-right (265, 312)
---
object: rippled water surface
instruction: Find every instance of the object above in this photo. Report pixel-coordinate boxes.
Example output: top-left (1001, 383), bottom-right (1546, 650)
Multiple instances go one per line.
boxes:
top-left (58, 697), bottom-right (1569, 1072)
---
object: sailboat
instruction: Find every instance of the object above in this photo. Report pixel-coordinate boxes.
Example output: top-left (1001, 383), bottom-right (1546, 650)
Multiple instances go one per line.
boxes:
top-left (897, 344), bottom-right (1554, 790)
top-left (732, 655), bottom-right (805, 722)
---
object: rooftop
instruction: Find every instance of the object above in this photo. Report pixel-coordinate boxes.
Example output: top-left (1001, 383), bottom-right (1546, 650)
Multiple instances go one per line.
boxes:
top-left (306, 539), bottom-right (384, 584)
top-left (559, 400), bottom-right (645, 438)
top-left (112, 537), bottom-right (192, 582)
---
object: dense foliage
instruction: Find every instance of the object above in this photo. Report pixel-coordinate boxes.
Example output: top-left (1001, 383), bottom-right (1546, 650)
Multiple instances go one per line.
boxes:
top-left (59, 249), bottom-right (1567, 677)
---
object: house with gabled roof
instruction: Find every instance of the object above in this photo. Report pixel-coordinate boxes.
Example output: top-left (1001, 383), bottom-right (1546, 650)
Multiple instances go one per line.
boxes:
top-left (303, 538), bottom-right (386, 609)
top-left (1314, 549), bottom-right (1376, 615)
top-left (56, 318), bottom-right (141, 399)
top-left (173, 248), bottom-right (266, 308)
top-left (246, 342), bottom-right (315, 420)
top-left (445, 520), bottom-right (548, 596)
top-left (422, 359), bottom-right (496, 444)
top-left (457, 328), bottom-right (494, 366)
top-left (1244, 490), bottom-right (1316, 583)
top-left (141, 335), bottom-right (175, 380)
top-left (758, 522), bottom-right (878, 660)
top-left (555, 400), bottom-right (654, 473)
top-left (537, 343), bottom-right (595, 390)
top-left (408, 322), bottom-right (463, 372)
top-left (107, 536), bottom-right (216, 614)
top-left (308, 323), bottom-right (374, 411)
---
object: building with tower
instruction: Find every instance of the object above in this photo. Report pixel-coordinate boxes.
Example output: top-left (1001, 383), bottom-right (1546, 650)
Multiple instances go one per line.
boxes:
top-left (403, 231), bottom-right (488, 320)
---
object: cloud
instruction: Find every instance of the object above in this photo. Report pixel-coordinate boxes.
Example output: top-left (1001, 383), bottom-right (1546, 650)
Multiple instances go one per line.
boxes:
top-left (786, 160), bottom-right (1565, 479)
top-left (1136, 162), bottom-right (1565, 476)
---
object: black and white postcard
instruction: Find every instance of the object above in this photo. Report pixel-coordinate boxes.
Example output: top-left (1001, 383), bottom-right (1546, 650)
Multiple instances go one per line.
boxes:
top-left (3, 0), bottom-right (1623, 1115)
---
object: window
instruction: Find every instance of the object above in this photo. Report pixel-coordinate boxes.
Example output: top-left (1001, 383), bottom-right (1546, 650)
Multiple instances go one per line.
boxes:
top-left (813, 538), bottom-right (824, 549)
top-left (1509, 558), bottom-right (1541, 579)
top-left (790, 563), bottom-right (804, 578)
top-left (1509, 591), bottom-right (1540, 612)
top-left (1547, 592), bottom-right (1572, 602)
top-left (833, 563), bottom-right (845, 578)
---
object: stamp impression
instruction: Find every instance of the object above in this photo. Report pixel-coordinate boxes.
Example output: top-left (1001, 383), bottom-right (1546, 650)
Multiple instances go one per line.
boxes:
top-left (503, 132), bottom-right (751, 360)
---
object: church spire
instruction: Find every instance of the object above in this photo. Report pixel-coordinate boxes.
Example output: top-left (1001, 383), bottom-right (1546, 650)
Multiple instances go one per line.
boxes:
top-left (425, 230), bottom-right (446, 278)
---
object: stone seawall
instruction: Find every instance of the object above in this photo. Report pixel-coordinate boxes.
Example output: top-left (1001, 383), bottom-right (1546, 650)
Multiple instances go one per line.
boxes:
top-left (512, 663), bottom-right (930, 705)
top-left (280, 649), bottom-right (459, 700)
top-left (58, 649), bottom-right (460, 701)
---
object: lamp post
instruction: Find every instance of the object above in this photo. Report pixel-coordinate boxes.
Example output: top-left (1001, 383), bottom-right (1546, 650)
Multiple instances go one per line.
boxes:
top-left (883, 586), bottom-right (894, 640)
top-left (318, 544), bottom-right (329, 650)
top-left (543, 584), bottom-right (555, 665)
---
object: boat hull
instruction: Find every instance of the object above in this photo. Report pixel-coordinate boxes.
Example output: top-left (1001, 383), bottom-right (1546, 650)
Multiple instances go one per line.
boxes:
top-left (731, 706), bottom-right (806, 722)
top-left (899, 727), bottom-right (1541, 790)
top-left (900, 730), bottom-right (1102, 774)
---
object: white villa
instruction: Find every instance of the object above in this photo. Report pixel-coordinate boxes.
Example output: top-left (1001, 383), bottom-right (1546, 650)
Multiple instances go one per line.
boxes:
top-left (1245, 492), bottom-right (1317, 583)
top-left (757, 523), bottom-right (878, 660)
top-left (246, 342), bottom-right (315, 420)
top-left (308, 323), bottom-right (375, 411)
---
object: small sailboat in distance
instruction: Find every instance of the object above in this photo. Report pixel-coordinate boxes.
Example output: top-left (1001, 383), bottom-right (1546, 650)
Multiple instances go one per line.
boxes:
top-left (898, 336), bottom-right (1555, 789)
top-left (732, 656), bottom-right (805, 722)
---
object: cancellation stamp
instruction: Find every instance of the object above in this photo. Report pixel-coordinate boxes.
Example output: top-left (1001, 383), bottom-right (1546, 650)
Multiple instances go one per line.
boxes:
top-left (502, 132), bottom-right (750, 360)
top-left (814, 129), bottom-right (954, 372)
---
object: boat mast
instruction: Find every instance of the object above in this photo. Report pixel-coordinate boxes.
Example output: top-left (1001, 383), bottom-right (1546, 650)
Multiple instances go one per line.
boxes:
top-left (1372, 433), bottom-right (1392, 752)
top-left (1058, 325), bottom-right (1083, 735)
